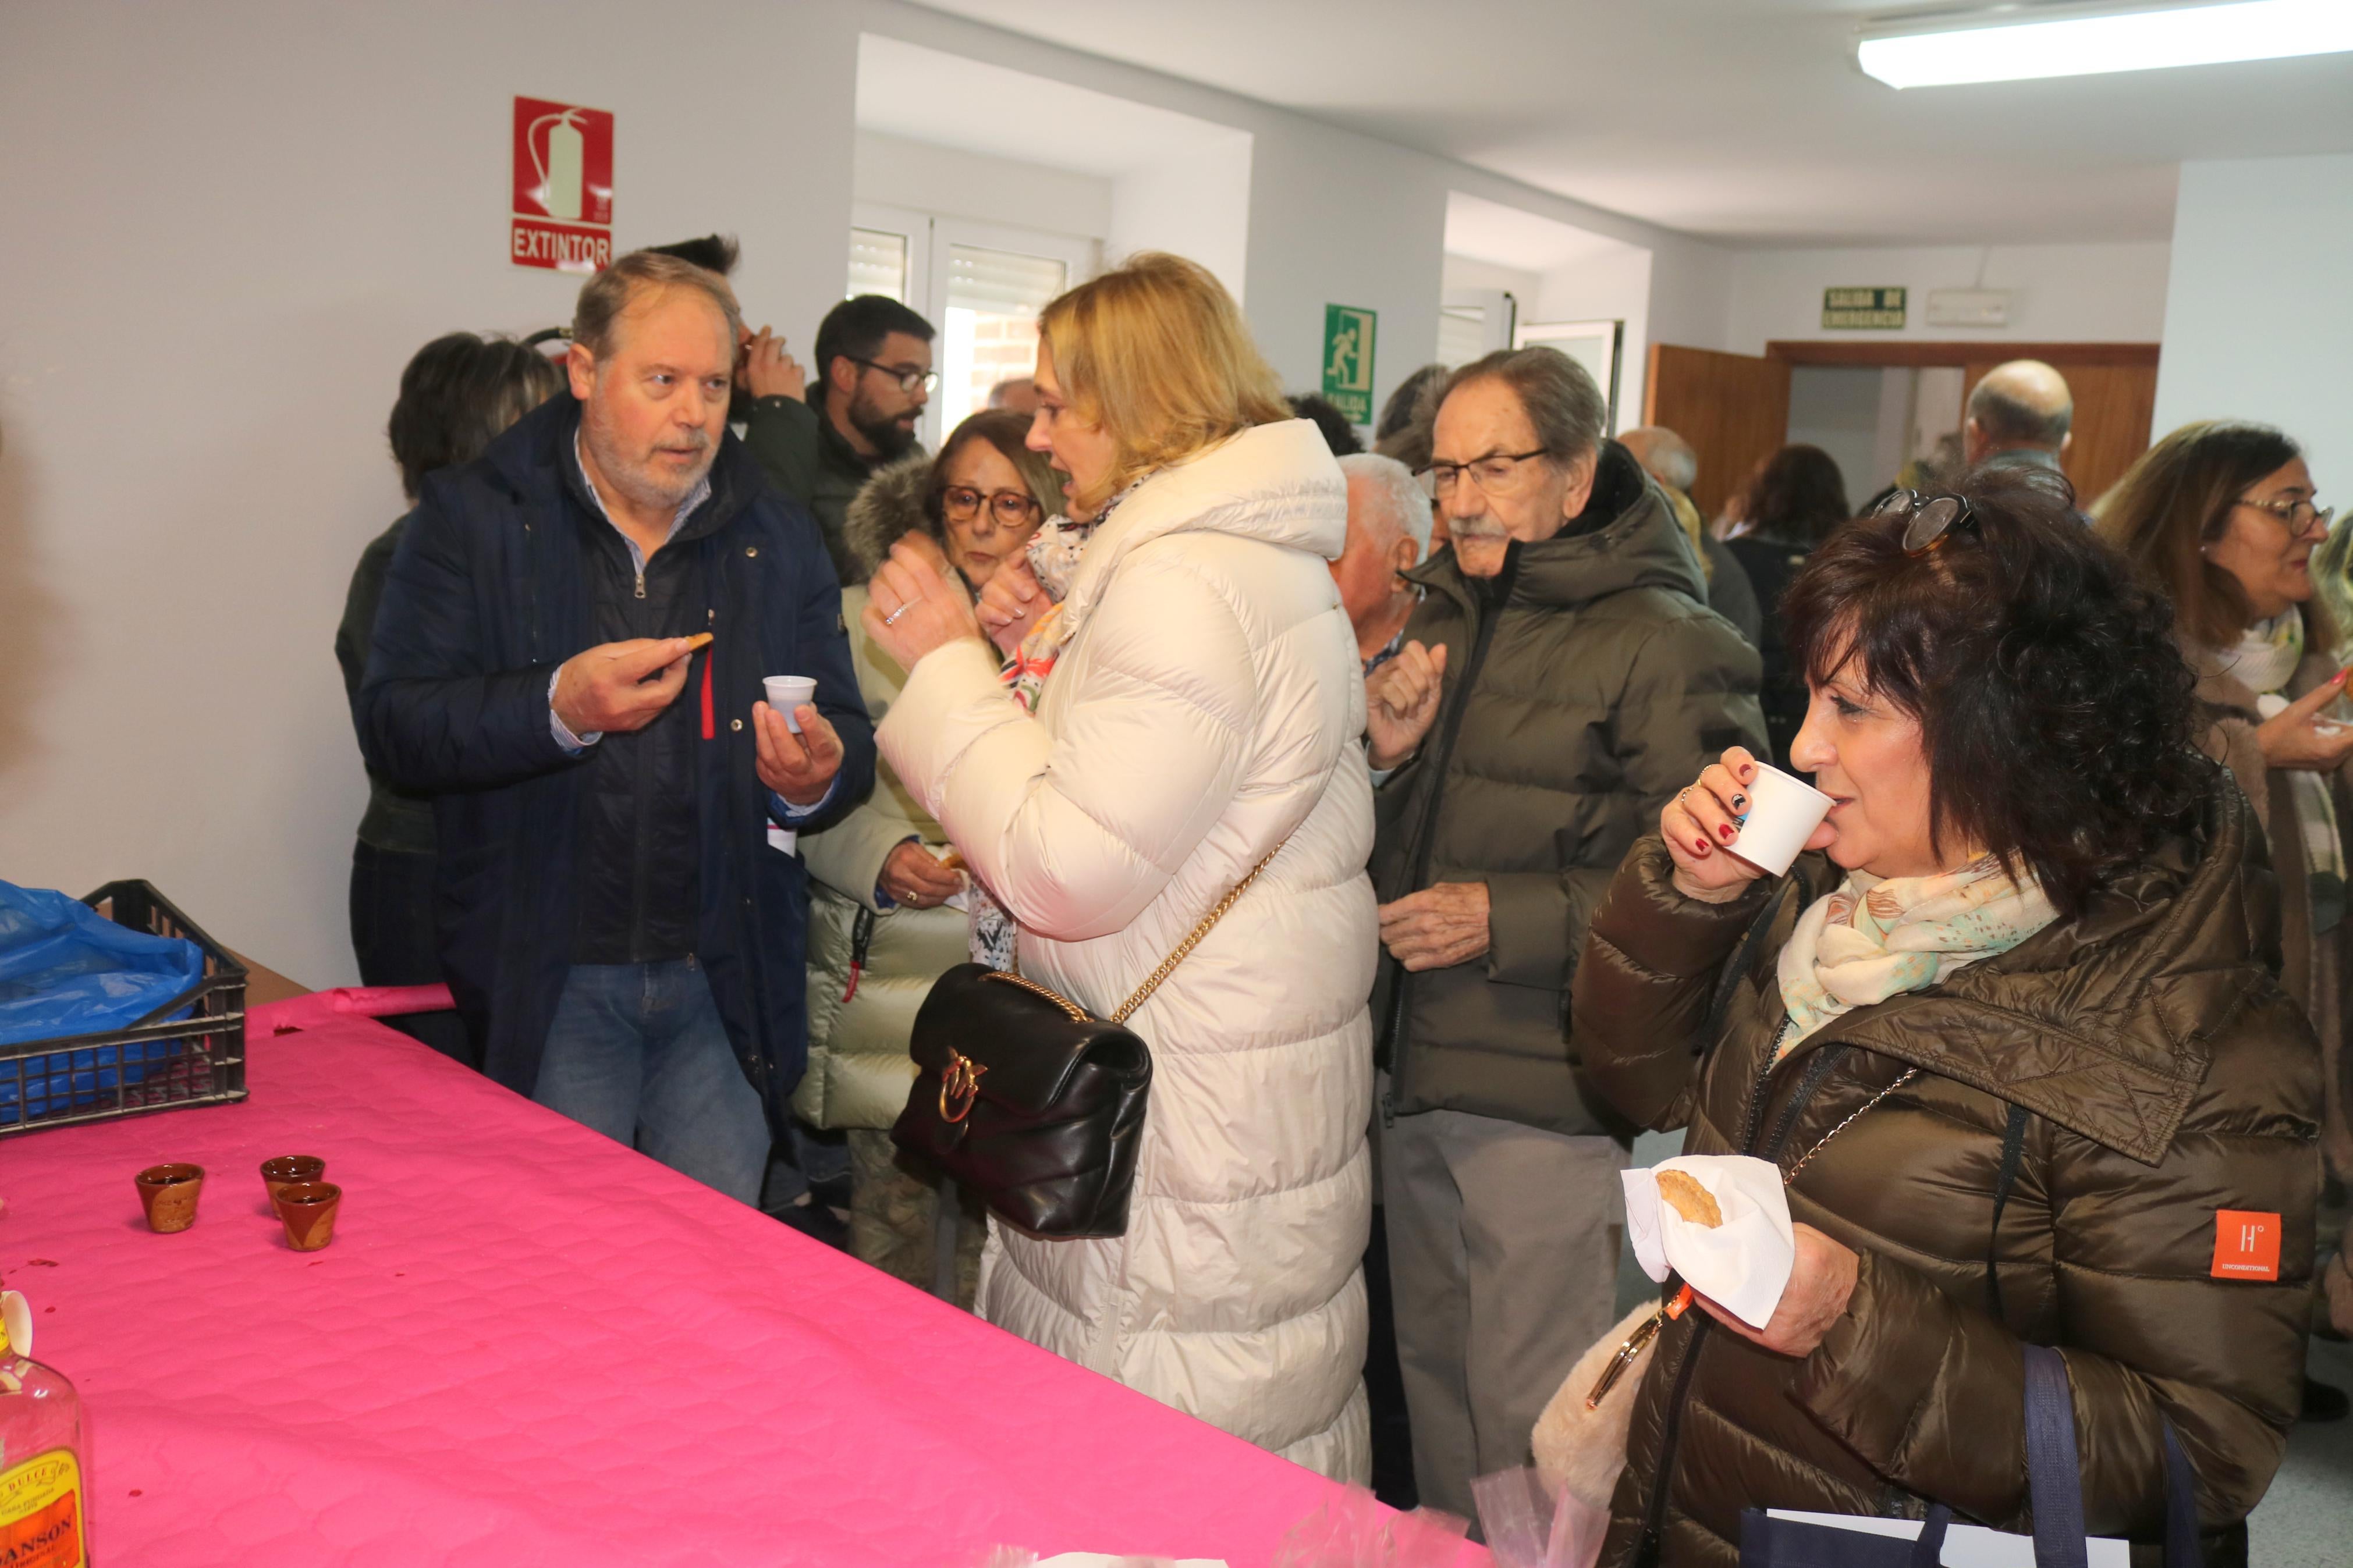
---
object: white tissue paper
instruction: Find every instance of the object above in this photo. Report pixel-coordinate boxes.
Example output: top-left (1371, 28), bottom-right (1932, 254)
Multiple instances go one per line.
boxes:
top-left (1620, 1155), bottom-right (1795, 1329)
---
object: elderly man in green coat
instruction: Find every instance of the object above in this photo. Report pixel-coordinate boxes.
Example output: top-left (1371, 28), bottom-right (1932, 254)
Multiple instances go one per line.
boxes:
top-left (1364, 347), bottom-right (1765, 1522)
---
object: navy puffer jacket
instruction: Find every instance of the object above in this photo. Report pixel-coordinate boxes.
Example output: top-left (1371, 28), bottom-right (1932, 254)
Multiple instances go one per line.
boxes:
top-left (358, 394), bottom-right (875, 1127)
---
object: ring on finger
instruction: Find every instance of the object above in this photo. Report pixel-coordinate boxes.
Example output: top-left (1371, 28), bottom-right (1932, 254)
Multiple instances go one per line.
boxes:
top-left (884, 602), bottom-right (912, 627)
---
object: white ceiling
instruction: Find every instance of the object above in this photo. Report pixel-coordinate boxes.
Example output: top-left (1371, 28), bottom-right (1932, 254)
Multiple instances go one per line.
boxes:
top-left (906, 0), bottom-right (2353, 245)
top-left (858, 33), bottom-right (1250, 177)
top-left (1445, 191), bottom-right (1646, 271)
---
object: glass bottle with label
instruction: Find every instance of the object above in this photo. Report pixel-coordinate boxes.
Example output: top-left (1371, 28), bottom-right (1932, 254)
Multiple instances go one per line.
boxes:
top-left (1, 1290), bottom-right (90, 1567)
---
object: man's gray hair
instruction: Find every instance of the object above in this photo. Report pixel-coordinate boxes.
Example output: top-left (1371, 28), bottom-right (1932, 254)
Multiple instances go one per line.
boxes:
top-left (1621, 425), bottom-right (1698, 493)
top-left (1339, 452), bottom-right (1433, 559)
top-left (1440, 346), bottom-right (1606, 465)
top-left (573, 250), bottom-right (744, 360)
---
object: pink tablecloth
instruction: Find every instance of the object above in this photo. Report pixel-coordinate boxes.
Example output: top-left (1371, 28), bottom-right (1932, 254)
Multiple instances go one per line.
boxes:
top-left (0, 1009), bottom-right (1458, 1567)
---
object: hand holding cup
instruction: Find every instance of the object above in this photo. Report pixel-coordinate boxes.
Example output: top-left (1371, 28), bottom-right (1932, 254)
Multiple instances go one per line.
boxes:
top-left (1662, 746), bottom-right (1833, 901)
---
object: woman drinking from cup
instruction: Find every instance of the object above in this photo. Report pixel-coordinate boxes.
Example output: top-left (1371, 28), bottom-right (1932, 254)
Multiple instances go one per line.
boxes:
top-left (860, 253), bottom-right (1378, 1480)
top-left (1568, 469), bottom-right (2317, 1565)
top-left (796, 410), bottom-right (1063, 1303)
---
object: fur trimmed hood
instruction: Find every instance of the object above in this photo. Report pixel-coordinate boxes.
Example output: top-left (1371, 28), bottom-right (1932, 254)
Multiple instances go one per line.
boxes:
top-left (842, 453), bottom-right (937, 584)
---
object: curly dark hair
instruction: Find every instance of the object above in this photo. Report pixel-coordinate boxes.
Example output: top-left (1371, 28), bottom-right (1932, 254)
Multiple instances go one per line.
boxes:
top-left (1747, 444), bottom-right (1852, 547)
top-left (1781, 465), bottom-right (2207, 917)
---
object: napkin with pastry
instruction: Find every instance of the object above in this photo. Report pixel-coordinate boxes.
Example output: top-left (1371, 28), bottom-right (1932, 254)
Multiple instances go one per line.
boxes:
top-left (1619, 1154), bottom-right (1794, 1328)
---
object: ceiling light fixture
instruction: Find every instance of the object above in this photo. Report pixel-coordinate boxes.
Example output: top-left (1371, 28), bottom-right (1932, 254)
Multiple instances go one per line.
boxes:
top-left (1857, 0), bottom-right (2353, 88)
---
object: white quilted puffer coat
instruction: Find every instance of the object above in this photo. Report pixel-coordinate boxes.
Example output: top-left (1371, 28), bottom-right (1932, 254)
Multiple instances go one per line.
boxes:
top-left (878, 419), bottom-right (1376, 1480)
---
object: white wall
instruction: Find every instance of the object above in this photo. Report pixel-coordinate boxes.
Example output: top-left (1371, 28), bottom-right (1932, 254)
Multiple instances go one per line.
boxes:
top-left (1106, 138), bottom-right (1257, 307)
top-left (1720, 241), bottom-right (2173, 355)
top-left (1532, 245), bottom-right (1653, 435)
top-left (2155, 154), bottom-right (2353, 492)
top-left (853, 130), bottom-right (1112, 241)
top-left (0, 0), bottom-right (861, 984)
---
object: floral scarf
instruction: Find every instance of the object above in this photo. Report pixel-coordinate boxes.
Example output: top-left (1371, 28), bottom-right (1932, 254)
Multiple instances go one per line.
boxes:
top-left (2228, 607), bottom-right (2347, 934)
top-left (1775, 854), bottom-right (2058, 1054)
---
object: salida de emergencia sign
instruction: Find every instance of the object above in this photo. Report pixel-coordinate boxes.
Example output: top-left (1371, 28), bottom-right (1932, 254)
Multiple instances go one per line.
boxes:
top-left (1822, 286), bottom-right (1905, 330)
top-left (1321, 305), bottom-right (1378, 425)
top-left (512, 95), bottom-right (614, 273)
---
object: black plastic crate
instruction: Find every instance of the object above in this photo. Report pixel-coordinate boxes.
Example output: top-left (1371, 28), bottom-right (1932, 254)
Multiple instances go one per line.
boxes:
top-left (0, 881), bottom-right (249, 1136)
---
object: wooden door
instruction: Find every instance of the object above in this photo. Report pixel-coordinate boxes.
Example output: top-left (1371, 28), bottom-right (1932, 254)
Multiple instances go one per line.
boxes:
top-left (1961, 357), bottom-right (2158, 509)
top-left (1646, 344), bottom-right (1792, 521)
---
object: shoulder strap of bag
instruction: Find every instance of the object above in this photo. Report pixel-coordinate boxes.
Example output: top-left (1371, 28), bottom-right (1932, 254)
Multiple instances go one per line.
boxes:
top-left (1008, 838), bottom-right (1289, 1024)
top-left (1986, 1101), bottom-right (2033, 1319)
top-left (1110, 840), bottom-right (1286, 1024)
top-left (2023, 1343), bottom-right (2092, 1568)
top-left (2022, 1343), bottom-right (2205, 1568)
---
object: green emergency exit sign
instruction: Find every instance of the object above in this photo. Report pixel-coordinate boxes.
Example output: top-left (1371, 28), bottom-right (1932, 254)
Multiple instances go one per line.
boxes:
top-left (1822, 287), bottom-right (1906, 330)
top-left (1321, 304), bottom-right (1378, 424)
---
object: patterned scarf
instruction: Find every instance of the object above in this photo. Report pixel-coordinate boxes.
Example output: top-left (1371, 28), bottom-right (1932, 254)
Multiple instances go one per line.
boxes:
top-left (2228, 606), bottom-right (2347, 933)
top-left (1775, 855), bottom-right (2057, 1053)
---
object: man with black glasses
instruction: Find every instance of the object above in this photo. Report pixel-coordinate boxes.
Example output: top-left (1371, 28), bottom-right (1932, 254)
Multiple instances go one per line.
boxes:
top-left (1363, 347), bottom-right (1763, 1521)
top-left (743, 294), bottom-right (936, 583)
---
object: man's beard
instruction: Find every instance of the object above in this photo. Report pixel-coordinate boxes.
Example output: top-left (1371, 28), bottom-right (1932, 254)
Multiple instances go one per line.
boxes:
top-left (849, 386), bottom-right (918, 459)
top-left (582, 405), bottom-right (715, 513)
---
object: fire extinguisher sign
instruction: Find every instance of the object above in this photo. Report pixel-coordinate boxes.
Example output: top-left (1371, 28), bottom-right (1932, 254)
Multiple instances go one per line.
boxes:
top-left (510, 95), bottom-right (613, 273)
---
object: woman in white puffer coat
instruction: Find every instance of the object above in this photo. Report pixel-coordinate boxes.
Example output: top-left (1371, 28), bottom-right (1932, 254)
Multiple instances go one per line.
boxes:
top-left (863, 253), bottom-right (1376, 1481)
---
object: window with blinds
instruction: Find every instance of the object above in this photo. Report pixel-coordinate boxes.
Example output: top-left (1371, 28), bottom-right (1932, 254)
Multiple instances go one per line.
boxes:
top-left (1438, 305), bottom-right (1486, 370)
top-left (848, 228), bottom-right (909, 302)
top-left (937, 244), bottom-right (1069, 435)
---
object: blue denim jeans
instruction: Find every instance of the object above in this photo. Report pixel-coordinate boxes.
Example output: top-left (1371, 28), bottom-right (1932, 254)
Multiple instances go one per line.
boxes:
top-left (533, 959), bottom-right (771, 1204)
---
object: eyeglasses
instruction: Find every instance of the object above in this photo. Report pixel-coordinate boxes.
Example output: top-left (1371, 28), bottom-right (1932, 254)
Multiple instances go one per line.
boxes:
top-left (1873, 489), bottom-right (1977, 557)
top-left (1414, 449), bottom-right (1552, 500)
top-left (851, 358), bottom-right (938, 395)
top-left (2236, 493), bottom-right (2334, 536)
top-left (939, 486), bottom-right (1041, 530)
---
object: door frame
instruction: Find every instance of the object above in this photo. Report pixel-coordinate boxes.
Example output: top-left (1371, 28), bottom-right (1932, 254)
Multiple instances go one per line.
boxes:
top-left (1764, 340), bottom-right (2158, 369)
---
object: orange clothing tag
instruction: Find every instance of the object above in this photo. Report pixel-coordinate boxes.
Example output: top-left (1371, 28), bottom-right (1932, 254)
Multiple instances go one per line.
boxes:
top-left (2211, 1210), bottom-right (2281, 1281)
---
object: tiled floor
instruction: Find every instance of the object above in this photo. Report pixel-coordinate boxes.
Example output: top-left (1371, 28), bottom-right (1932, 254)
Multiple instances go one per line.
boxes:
top-left (1618, 1131), bottom-right (2353, 1560)
top-left (2250, 1334), bottom-right (2353, 1566)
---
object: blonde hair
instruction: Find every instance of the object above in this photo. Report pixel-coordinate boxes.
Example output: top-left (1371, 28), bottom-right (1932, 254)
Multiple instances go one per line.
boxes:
top-left (1037, 253), bottom-right (1288, 511)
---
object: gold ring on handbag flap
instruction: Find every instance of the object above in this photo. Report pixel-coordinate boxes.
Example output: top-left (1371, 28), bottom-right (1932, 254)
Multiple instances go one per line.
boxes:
top-left (939, 1049), bottom-right (988, 1123)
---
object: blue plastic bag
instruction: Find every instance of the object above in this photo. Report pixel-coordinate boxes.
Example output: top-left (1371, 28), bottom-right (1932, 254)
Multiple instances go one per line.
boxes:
top-left (0, 880), bottom-right (205, 1123)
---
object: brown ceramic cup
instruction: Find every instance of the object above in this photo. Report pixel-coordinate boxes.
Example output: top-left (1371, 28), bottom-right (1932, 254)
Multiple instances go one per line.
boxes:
top-left (260, 1154), bottom-right (326, 1203)
top-left (272, 1181), bottom-right (341, 1252)
top-left (135, 1163), bottom-right (205, 1233)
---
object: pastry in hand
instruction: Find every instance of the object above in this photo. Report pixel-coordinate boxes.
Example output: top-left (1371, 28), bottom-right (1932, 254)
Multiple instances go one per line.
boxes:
top-left (1656, 1169), bottom-right (1723, 1228)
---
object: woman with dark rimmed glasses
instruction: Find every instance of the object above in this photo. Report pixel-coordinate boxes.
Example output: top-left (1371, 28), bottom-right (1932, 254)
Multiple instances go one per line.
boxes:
top-left (793, 410), bottom-right (1063, 1304)
top-left (2096, 421), bottom-right (2353, 1393)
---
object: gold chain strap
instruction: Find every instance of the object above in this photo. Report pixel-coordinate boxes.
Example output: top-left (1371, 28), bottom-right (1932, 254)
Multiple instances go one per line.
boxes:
top-left (1111, 844), bottom-right (1284, 1025)
top-left (1006, 840), bottom-right (1288, 1025)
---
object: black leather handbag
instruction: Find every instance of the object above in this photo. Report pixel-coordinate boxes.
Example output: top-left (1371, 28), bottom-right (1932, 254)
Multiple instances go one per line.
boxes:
top-left (890, 846), bottom-right (1280, 1240)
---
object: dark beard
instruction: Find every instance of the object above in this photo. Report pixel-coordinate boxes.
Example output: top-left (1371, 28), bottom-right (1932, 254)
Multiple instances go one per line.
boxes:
top-left (848, 386), bottom-right (917, 460)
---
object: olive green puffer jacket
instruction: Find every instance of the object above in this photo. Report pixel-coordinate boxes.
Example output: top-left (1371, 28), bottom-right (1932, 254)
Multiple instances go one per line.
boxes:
top-left (1571, 773), bottom-right (2318, 1568)
top-left (1370, 441), bottom-right (1765, 1134)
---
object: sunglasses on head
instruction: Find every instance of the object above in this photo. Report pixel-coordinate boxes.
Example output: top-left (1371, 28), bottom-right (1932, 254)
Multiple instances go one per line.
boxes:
top-left (1874, 489), bottom-right (1977, 557)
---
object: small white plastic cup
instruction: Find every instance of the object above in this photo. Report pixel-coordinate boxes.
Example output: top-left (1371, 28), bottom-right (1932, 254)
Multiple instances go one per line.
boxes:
top-left (762, 675), bottom-right (817, 734)
top-left (1726, 763), bottom-right (1834, 876)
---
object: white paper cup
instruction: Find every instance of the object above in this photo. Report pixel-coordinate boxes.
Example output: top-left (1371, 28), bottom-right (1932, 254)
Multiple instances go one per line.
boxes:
top-left (1725, 763), bottom-right (1834, 876)
top-left (762, 675), bottom-right (817, 734)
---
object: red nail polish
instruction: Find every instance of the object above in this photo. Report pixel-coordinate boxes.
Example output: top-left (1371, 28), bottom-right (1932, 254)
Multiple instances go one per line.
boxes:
top-left (1694, 838), bottom-right (1712, 854)
top-left (1719, 824), bottom-right (1736, 841)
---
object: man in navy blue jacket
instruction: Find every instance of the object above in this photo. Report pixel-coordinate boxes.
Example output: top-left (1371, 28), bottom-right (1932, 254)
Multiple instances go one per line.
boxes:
top-left (360, 251), bottom-right (875, 1203)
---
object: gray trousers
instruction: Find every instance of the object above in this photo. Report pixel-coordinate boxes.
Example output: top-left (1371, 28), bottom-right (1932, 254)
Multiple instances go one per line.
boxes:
top-left (1382, 1101), bottom-right (1628, 1524)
